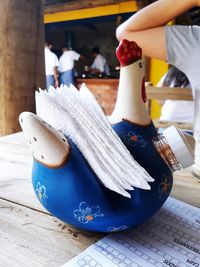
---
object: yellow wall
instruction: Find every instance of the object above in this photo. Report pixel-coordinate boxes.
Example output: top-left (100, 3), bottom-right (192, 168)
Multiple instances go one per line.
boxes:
top-left (44, 1), bottom-right (137, 23)
top-left (149, 59), bottom-right (168, 119)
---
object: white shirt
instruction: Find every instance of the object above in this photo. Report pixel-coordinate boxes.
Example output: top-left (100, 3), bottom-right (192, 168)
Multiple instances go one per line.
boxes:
top-left (59, 50), bottom-right (80, 73)
top-left (158, 74), bottom-right (194, 123)
top-left (91, 54), bottom-right (110, 75)
top-left (44, 47), bottom-right (59, 76)
top-left (160, 100), bottom-right (194, 123)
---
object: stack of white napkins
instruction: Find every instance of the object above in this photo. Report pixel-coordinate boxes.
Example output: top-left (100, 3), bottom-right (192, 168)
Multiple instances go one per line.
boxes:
top-left (35, 84), bottom-right (154, 198)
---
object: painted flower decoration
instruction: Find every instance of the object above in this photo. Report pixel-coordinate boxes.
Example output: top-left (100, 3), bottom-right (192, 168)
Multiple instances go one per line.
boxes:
top-left (35, 182), bottom-right (48, 205)
top-left (107, 225), bottom-right (128, 232)
top-left (74, 202), bottom-right (104, 224)
top-left (123, 131), bottom-right (148, 148)
top-left (158, 175), bottom-right (172, 199)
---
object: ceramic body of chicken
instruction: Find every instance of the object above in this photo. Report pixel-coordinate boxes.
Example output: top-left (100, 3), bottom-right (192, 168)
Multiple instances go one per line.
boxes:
top-left (20, 40), bottom-right (173, 233)
top-left (31, 122), bottom-right (172, 233)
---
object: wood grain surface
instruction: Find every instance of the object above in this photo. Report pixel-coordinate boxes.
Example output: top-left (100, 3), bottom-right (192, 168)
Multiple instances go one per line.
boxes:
top-left (0, 198), bottom-right (102, 267)
top-left (0, 132), bottom-right (199, 266)
top-left (0, 132), bottom-right (103, 266)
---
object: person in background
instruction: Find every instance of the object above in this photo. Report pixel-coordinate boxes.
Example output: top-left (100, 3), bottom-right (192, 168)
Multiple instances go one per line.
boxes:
top-left (115, 0), bottom-right (200, 96)
top-left (158, 66), bottom-right (194, 124)
top-left (90, 47), bottom-right (110, 76)
top-left (44, 41), bottom-right (59, 90)
top-left (59, 47), bottom-right (83, 87)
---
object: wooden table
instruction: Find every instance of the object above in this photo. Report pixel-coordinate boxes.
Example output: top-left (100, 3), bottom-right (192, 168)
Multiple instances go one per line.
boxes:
top-left (0, 132), bottom-right (103, 267)
top-left (0, 132), bottom-right (199, 266)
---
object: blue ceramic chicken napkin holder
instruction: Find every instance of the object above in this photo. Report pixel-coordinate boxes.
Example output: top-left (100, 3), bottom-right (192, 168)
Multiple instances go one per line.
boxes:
top-left (19, 40), bottom-right (193, 233)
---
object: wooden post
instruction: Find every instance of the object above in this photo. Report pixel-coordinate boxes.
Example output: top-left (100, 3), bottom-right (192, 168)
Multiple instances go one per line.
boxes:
top-left (0, 0), bottom-right (45, 136)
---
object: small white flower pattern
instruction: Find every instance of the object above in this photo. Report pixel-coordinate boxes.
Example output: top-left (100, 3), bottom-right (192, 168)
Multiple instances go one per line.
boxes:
top-left (74, 202), bottom-right (104, 224)
top-left (35, 182), bottom-right (48, 205)
top-left (107, 225), bottom-right (128, 232)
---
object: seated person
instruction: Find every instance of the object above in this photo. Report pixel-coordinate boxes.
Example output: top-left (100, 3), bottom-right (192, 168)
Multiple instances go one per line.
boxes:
top-left (157, 66), bottom-right (194, 124)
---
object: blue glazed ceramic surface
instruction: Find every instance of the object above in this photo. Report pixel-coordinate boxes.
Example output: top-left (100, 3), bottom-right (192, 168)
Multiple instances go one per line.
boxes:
top-left (32, 121), bottom-right (173, 233)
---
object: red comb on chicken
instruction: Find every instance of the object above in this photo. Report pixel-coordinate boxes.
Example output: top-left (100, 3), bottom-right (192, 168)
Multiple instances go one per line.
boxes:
top-left (115, 39), bottom-right (147, 103)
top-left (116, 39), bottom-right (142, 67)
